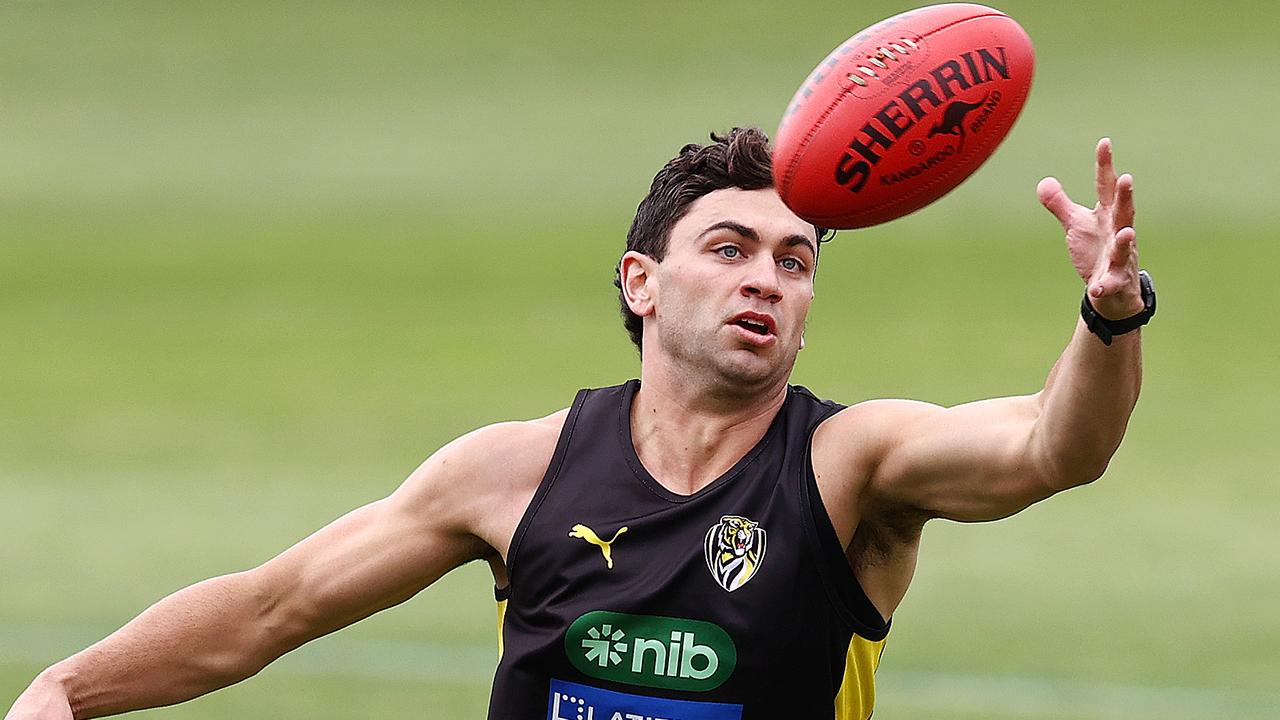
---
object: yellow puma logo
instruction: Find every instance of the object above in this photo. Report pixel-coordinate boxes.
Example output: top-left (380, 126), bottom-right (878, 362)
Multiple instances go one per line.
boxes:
top-left (568, 523), bottom-right (628, 569)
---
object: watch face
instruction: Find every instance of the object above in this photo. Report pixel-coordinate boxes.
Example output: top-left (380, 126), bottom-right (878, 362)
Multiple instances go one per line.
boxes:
top-left (1138, 271), bottom-right (1156, 315)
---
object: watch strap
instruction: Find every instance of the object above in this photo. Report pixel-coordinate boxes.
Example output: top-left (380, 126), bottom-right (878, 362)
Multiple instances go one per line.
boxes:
top-left (1081, 270), bottom-right (1156, 346)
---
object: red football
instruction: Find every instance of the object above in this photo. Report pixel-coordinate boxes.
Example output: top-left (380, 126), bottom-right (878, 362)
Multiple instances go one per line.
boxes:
top-left (773, 3), bottom-right (1034, 229)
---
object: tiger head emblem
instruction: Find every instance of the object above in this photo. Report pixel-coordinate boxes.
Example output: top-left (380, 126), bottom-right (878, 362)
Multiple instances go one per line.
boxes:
top-left (704, 515), bottom-right (768, 592)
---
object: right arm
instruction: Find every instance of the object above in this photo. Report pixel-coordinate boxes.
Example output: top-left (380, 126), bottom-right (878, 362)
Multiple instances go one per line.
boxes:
top-left (6, 416), bottom-right (563, 720)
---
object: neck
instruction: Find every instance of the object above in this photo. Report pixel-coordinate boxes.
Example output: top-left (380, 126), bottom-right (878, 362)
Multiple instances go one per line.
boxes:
top-left (631, 359), bottom-right (789, 496)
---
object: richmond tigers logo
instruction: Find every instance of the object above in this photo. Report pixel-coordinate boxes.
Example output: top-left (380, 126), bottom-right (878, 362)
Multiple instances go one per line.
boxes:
top-left (703, 515), bottom-right (767, 592)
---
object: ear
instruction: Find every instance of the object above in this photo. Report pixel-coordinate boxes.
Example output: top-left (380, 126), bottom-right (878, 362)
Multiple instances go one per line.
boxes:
top-left (619, 251), bottom-right (657, 318)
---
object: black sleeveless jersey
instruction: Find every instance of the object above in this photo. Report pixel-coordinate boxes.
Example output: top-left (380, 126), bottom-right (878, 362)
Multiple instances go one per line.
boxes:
top-left (488, 381), bottom-right (891, 720)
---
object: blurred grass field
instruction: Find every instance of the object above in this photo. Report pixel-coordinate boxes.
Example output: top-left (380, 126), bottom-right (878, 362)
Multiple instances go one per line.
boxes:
top-left (2, 1), bottom-right (1277, 718)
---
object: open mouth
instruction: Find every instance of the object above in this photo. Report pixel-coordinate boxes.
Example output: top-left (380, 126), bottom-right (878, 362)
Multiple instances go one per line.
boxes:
top-left (728, 312), bottom-right (778, 346)
top-left (734, 318), bottom-right (771, 336)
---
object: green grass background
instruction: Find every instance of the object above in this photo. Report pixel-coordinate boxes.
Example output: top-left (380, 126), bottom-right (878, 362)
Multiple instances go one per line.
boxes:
top-left (2, 1), bottom-right (1276, 718)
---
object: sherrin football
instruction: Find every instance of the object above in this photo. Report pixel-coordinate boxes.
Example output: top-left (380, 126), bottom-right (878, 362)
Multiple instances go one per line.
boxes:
top-left (773, 3), bottom-right (1034, 229)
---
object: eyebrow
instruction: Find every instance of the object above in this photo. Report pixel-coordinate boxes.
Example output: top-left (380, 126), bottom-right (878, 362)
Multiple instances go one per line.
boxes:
top-left (697, 220), bottom-right (817, 257)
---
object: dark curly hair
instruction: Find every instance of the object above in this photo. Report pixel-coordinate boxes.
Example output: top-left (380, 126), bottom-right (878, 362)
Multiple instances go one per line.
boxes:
top-left (614, 127), bottom-right (832, 353)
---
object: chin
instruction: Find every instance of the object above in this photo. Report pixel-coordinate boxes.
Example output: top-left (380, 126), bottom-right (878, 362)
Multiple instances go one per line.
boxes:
top-left (714, 351), bottom-right (793, 391)
top-left (657, 326), bottom-right (798, 391)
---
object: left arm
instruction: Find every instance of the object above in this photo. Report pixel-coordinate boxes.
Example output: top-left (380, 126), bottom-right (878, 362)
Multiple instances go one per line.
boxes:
top-left (821, 138), bottom-right (1147, 524)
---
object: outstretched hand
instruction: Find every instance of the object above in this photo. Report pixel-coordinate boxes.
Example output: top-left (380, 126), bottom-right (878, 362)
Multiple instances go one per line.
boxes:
top-left (1037, 138), bottom-right (1143, 320)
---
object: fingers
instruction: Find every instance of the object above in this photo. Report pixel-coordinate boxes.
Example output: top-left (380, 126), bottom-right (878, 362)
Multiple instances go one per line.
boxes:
top-left (1110, 226), bottom-right (1137, 267)
top-left (1116, 224), bottom-right (1136, 257)
top-left (1115, 172), bottom-right (1135, 230)
top-left (1037, 176), bottom-right (1077, 228)
top-left (1091, 227), bottom-right (1138, 298)
top-left (1094, 137), bottom-right (1116, 208)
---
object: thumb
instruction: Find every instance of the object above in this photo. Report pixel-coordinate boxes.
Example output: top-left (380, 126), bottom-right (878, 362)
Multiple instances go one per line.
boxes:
top-left (1036, 176), bottom-right (1076, 228)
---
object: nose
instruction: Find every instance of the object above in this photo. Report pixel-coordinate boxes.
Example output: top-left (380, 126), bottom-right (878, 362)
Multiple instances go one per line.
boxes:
top-left (741, 256), bottom-right (783, 303)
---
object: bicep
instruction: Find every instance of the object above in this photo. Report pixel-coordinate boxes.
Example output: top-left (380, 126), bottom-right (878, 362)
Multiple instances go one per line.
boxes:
top-left (242, 415), bottom-right (561, 656)
top-left (858, 395), bottom-right (1058, 523)
top-left (249, 448), bottom-right (489, 654)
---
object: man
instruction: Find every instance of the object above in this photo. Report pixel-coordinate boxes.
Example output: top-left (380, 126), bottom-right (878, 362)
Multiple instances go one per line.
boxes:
top-left (6, 127), bottom-right (1150, 720)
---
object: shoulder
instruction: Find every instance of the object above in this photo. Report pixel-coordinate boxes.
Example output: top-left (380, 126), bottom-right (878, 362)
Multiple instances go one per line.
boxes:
top-left (811, 399), bottom-right (941, 617)
top-left (809, 399), bottom-right (942, 540)
top-left (812, 398), bottom-right (944, 465)
top-left (391, 408), bottom-right (571, 555)
top-left (788, 385), bottom-right (943, 441)
top-left (401, 409), bottom-right (570, 497)
top-left (441, 409), bottom-right (570, 477)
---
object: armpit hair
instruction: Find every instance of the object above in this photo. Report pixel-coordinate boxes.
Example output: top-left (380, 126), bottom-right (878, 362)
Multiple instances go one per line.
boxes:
top-left (849, 502), bottom-right (927, 571)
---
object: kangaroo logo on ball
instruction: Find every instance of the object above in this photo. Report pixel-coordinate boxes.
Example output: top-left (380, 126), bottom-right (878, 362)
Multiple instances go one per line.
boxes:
top-left (927, 93), bottom-right (989, 152)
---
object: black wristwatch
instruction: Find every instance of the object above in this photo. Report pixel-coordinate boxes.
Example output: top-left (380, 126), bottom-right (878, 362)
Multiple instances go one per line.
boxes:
top-left (1080, 270), bottom-right (1156, 346)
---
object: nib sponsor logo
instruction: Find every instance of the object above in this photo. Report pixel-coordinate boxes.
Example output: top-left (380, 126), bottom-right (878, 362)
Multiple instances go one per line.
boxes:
top-left (565, 611), bottom-right (736, 692)
top-left (581, 623), bottom-right (627, 667)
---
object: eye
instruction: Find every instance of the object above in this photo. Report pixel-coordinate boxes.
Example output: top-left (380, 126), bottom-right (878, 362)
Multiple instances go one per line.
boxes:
top-left (779, 257), bottom-right (804, 272)
top-left (716, 245), bottom-right (741, 259)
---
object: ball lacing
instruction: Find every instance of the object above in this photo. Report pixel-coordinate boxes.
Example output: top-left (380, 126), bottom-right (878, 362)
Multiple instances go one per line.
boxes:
top-left (846, 37), bottom-right (919, 87)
